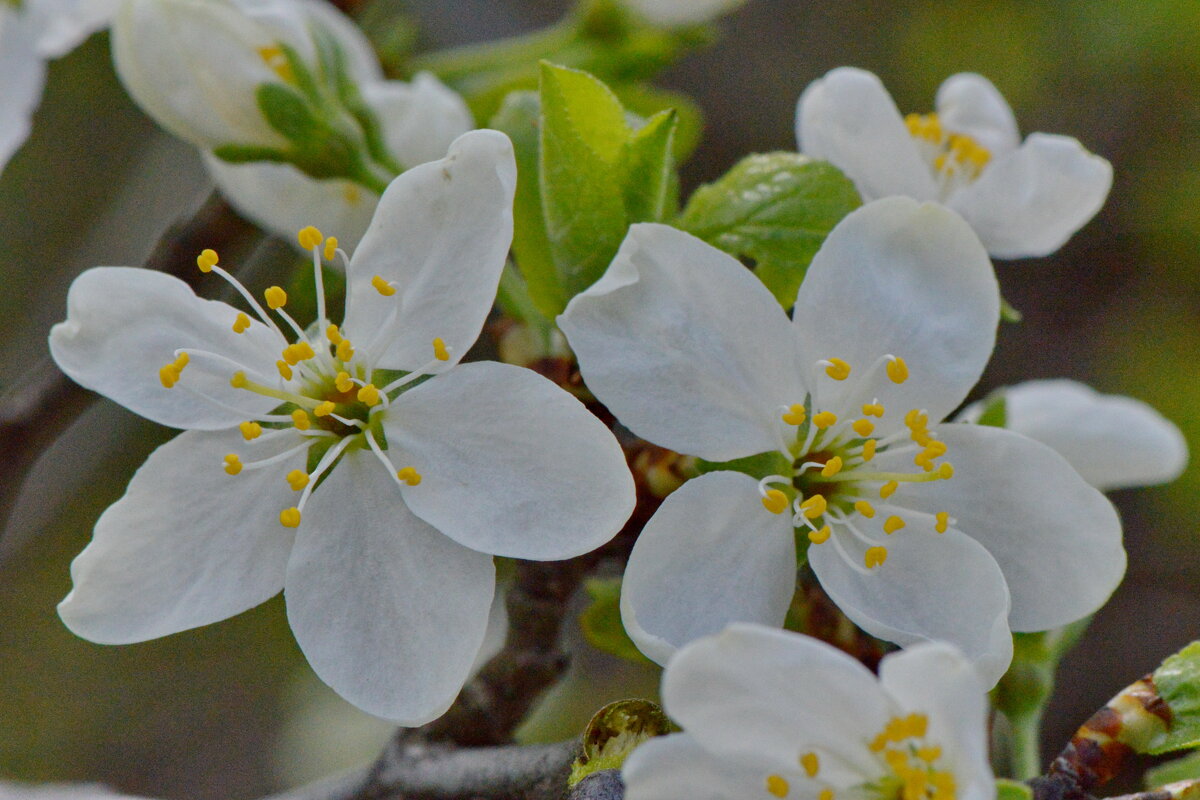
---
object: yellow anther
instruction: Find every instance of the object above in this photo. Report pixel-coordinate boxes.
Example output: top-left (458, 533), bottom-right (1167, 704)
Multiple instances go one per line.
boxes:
top-left (396, 466), bottom-right (422, 486)
top-left (883, 516), bottom-right (906, 535)
top-left (819, 790), bottom-right (834, 800)
top-left (916, 746), bottom-right (943, 763)
top-left (159, 364), bottom-right (181, 388)
top-left (861, 439), bottom-right (877, 462)
top-left (807, 525), bottom-right (831, 544)
top-left (291, 408), bottom-right (311, 430)
top-left (887, 357), bottom-right (909, 384)
top-left (223, 453), bottom-right (242, 476)
top-left (800, 752), bottom-right (819, 778)
top-left (324, 236), bottom-right (338, 261)
top-left (335, 371), bottom-right (354, 393)
top-left (371, 275), bottom-right (397, 296)
top-left (433, 337), bottom-right (450, 361)
top-left (326, 324), bottom-right (343, 344)
top-left (286, 469), bottom-right (309, 491)
top-left (854, 500), bottom-right (876, 518)
top-left (864, 546), bottom-right (888, 568)
top-left (232, 312), bottom-right (251, 333)
top-left (357, 383), bottom-right (381, 406)
top-left (824, 358), bottom-right (851, 381)
top-left (906, 713), bottom-right (928, 738)
top-left (782, 404), bottom-right (806, 426)
top-left (239, 421), bottom-right (262, 440)
top-left (937, 463), bottom-right (955, 479)
top-left (314, 401), bottom-right (336, 417)
top-left (761, 489), bottom-right (789, 515)
top-left (935, 511), bottom-right (950, 533)
top-left (905, 112), bottom-right (922, 136)
top-left (800, 494), bottom-right (827, 519)
top-left (279, 507), bottom-right (302, 528)
top-left (336, 338), bottom-right (355, 362)
top-left (174, 352), bottom-right (189, 369)
top-left (257, 45), bottom-right (294, 82)
top-left (196, 248), bottom-right (218, 273)
top-left (869, 732), bottom-right (889, 753)
top-left (880, 480), bottom-right (898, 499)
top-left (276, 360), bottom-right (293, 381)
top-left (297, 225), bottom-right (323, 251)
top-left (282, 341), bottom-right (316, 365)
top-left (820, 457), bottom-right (843, 477)
top-left (862, 402), bottom-right (885, 417)
top-left (231, 371), bottom-right (247, 388)
top-left (852, 418), bottom-right (875, 437)
top-left (765, 775), bottom-right (789, 798)
top-left (912, 428), bottom-right (934, 447)
top-left (904, 408), bottom-right (928, 430)
top-left (924, 440), bottom-right (948, 458)
top-left (264, 286), bottom-right (287, 309)
top-left (813, 411), bottom-right (838, 429)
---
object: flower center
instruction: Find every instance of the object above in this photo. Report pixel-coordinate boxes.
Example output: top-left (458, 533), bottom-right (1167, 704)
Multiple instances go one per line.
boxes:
top-left (158, 226), bottom-right (450, 530)
top-left (904, 112), bottom-right (991, 201)
top-left (758, 355), bottom-right (955, 574)
top-left (868, 713), bottom-right (956, 800)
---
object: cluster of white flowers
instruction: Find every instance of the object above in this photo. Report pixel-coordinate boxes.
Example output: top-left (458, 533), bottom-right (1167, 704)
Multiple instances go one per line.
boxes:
top-left (25, 0), bottom-right (1191, 795)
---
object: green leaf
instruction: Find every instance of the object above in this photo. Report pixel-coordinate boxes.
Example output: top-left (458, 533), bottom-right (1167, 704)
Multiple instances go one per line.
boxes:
top-left (996, 779), bottom-right (1034, 800)
top-left (1148, 642), bottom-right (1200, 754)
top-left (256, 83), bottom-right (323, 144)
top-left (569, 699), bottom-right (675, 786)
top-left (1145, 749), bottom-right (1200, 788)
top-left (539, 62), bottom-right (631, 297)
top-left (578, 578), bottom-right (650, 664)
top-left (695, 450), bottom-right (794, 482)
top-left (622, 109), bottom-right (678, 224)
top-left (678, 153), bottom-right (862, 307)
top-left (489, 91), bottom-right (568, 318)
top-left (975, 393), bottom-right (1008, 428)
top-left (614, 82), bottom-right (703, 162)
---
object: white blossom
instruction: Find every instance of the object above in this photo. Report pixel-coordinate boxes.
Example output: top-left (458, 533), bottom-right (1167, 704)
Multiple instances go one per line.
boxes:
top-left (624, 624), bottom-right (994, 800)
top-left (49, 130), bottom-right (635, 724)
top-left (797, 67), bottom-right (1112, 259)
top-left (559, 198), bottom-right (1125, 686)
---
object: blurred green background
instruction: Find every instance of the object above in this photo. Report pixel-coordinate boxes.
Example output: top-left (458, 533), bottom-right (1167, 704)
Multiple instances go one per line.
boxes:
top-left (2, 0), bottom-right (1199, 795)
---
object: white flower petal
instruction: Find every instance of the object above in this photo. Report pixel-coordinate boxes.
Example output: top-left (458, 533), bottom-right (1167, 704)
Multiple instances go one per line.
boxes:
top-left (792, 198), bottom-right (998, 429)
top-left (619, 472), bottom-right (796, 665)
top-left (623, 733), bottom-right (765, 800)
top-left (889, 423), bottom-right (1126, 632)
top-left (879, 644), bottom-right (996, 800)
top-left (385, 361), bottom-right (633, 560)
top-left (361, 73), bottom-right (474, 170)
top-left (958, 380), bottom-right (1188, 491)
top-left (622, 0), bottom-right (745, 27)
top-left (935, 73), bottom-right (1020, 156)
top-left (796, 67), bottom-right (938, 202)
top-left (57, 428), bottom-right (302, 643)
top-left (559, 223), bottom-right (804, 462)
top-left (948, 133), bottom-right (1113, 259)
top-left (28, 0), bottom-right (118, 58)
top-left (809, 528), bottom-right (1014, 688)
top-left (663, 623), bottom-right (890, 777)
top-left (285, 450), bottom-right (495, 725)
top-left (111, 0), bottom-right (284, 150)
top-left (203, 153), bottom-right (379, 252)
top-left (49, 267), bottom-right (286, 429)
top-left (0, 12), bottom-right (45, 174)
top-left (343, 129), bottom-right (516, 371)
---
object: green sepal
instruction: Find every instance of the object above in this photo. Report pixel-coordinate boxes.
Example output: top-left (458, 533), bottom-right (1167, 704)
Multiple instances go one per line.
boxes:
top-left (974, 393), bottom-right (1008, 428)
top-left (257, 83), bottom-right (324, 144)
top-left (489, 91), bottom-right (569, 318)
top-left (211, 144), bottom-right (292, 165)
top-left (1001, 296), bottom-right (1024, 323)
top-left (996, 779), bottom-right (1034, 800)
top-left (1147, 642), bottom-right (1200, 754)
top-left (695, 450), bottom-right (793, 482)
top-left (569, 699), bottom-right (676, 786)
top-left (305, 435), bottom-right (336, 476)
top-left (578, 577), bottom-right (651, 665)
top-left (678, 153), bottom-right (862, 307)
